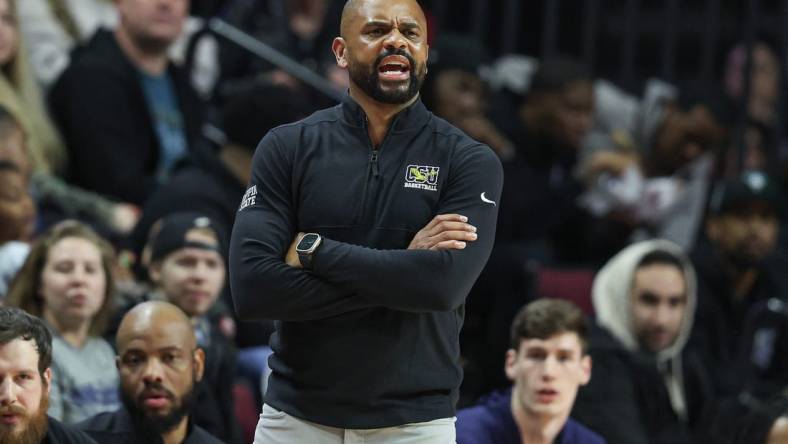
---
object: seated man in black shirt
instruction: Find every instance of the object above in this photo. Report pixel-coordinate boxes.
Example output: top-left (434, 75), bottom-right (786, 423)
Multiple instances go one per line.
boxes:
top-left (691, 170), bottom-right (788, 398)
top-left (0, 307), bottom-right (95, 444)
top-left (78, 301), bottom-right (221, 444)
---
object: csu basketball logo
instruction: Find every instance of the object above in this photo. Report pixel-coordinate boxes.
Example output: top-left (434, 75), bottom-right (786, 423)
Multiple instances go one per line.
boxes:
top-left (404, 165), bottom-right (440, 191)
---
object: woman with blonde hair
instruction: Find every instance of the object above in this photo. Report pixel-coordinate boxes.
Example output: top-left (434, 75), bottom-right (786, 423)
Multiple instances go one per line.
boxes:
top-left (6, 219), bottom-right (120, 424)
top-left (0, 0), bottom-right (66, 175)
top-left (0, 0), bottom-right (139, 233)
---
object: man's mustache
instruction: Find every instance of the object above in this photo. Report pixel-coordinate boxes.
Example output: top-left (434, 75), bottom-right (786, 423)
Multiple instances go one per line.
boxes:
top-left (374, 48), bottom-right (416, 70)
top-left (138, 382), bottom-right (175, 402)
top-left (0, 404), bottom-right (27, 416)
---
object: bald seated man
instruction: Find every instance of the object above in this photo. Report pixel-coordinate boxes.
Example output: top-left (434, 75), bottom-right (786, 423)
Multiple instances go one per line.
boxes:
top-left (229, 0), bottom-right (503, 442)
top-left (77, 302), bottom-right (222, 444)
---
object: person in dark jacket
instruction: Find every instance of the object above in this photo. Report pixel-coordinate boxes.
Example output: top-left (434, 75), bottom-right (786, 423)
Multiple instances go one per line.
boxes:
top-left (79, 301), bottom-right (222, 444)
top-left (0, 307), bottom-right (97, 444)
top-left (456, 299), bottom-right (604, 444)
top-left (48, 0), bottom-right (204, 205)
top-left (229, 0), bottom-right (503, 441)
top-left (690, 170), bottom-right (788, 398)
top-left (573, 240), bottom-right (715, 444)
top-left (116, 213), bottom-right (242, 443)
top-left (494, 57), bottom-right (597, 264)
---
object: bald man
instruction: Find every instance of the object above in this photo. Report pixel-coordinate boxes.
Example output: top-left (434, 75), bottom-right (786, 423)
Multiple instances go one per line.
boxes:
top-left (77, 302), bottom-right (221, 444)
top-left (229, 0), bottom-right (503, 441)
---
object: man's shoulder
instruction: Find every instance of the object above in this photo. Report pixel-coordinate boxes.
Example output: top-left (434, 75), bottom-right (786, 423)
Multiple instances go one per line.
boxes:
top-left (269, 104), bottom-right (343, 136)
top-left (255, 105), bottom-right (344, 155)
top-left (456, 390), bottom-right (515, 440)
top-left (188, 425), bottom-right (225, 444)
top-left (75, 410), bottom-right (142, 444)
top-left (562, 418), bottom-right (606, 444)
top-left (457, 403), bottom-right (499, 426)
top-left (52, 29), bottom-right (132, 95)
top-left (422, 113), bottom-right (501, 173)
top-left (75, 410), bottom-right (126, 433)
top-left (425, 113), bottom-right (487, 150)
top-left (65, 29), bottom-right (128, 75)
top-left (45, 416), bottom-right (98, 444)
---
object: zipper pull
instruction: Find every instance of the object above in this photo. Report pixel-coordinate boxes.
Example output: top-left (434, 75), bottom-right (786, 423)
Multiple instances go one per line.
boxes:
top-left (370, 150), bottom-right (380, 177)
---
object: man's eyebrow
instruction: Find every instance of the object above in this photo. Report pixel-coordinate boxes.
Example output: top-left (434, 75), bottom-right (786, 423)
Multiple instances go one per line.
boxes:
top-left (557, 348), bottom-right (577, 355)
top-left (398, 21), bottom-right (422, 29)
top-left (363, 20), bottom-right (392, 27)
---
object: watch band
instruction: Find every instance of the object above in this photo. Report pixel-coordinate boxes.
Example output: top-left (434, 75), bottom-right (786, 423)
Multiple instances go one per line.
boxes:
top-left (298, 250), bottom-right (314, 269)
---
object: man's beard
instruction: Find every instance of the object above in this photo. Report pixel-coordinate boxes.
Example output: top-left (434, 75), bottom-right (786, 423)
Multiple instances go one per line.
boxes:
top-left (724, 240), bottom-right (769, 272)
top-left (0, 391), bottom-right (49, 444)
top-left (121, 381), bottom-right (197, 438)
top-left (348, 48), bottom-right (426, 104)
top-left (128, 28), bottom-right (175, 57)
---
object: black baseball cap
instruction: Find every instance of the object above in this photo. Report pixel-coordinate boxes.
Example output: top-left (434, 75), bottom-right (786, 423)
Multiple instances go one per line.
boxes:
top-left (708, 170), bottom-right (782, 216)
top-left (148, 213), bottom-right (224, 263)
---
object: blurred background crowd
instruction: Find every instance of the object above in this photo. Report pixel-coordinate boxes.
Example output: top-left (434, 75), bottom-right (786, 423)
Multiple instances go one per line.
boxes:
top-left (2, 0), bottom-right (788, 442)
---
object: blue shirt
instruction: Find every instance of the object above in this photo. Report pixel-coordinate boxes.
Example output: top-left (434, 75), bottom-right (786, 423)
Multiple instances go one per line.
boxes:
top-left (456, 389), bottom-right (606, 444)
top-left (138, 71), bottom-right (187, 180)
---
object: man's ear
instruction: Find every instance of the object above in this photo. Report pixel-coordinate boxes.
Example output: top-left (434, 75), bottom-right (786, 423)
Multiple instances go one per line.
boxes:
top-left (43, 368), bottom-right (52, 394)
top-left (579, 355), bottom-right (592, 386)
top-left (149, 262), bottom-right (162, 284)
top-left (706, 217), bottom-right (721, 242)
top-left (504, 348), bottom-right (518, 381)
top-left (193, 348), bottom-right (206, 382)
top-left (332, 37), bottom-right (348, 69)
top-left (424, 43), bottom-right (429, 75)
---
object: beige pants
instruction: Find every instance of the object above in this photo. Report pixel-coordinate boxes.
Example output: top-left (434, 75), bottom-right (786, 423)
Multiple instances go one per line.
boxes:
top-left (254, 404), bottom-right (457, 444)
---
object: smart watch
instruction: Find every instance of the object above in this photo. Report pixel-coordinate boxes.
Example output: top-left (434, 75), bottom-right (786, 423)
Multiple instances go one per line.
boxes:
top-left (296, 233), bottom-right (322, 269)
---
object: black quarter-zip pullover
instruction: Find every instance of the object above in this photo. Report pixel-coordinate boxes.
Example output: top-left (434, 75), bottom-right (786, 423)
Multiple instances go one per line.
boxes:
top-left (229, 94), bottom-right (503, 428)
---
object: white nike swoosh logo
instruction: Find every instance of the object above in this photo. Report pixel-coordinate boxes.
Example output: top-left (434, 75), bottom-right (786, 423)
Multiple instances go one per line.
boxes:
top-left (481, 192), bottom-right (496, 206)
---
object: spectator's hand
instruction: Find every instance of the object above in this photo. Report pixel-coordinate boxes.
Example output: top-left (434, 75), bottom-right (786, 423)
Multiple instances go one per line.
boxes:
top-left (269, 69), bottom-right (301, 91)
top-left (285, 232), bottom-right (306, 268)
top-left (579, 150), bottom-right (637, 185)
top-left (111, 203), bottom-right (140, 234)
top-left (408, 214), bottom-right (477, 251)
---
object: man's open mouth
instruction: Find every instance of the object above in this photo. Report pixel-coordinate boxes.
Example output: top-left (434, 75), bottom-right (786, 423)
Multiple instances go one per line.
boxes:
top-left (378, 56), bottom-right (411, 81)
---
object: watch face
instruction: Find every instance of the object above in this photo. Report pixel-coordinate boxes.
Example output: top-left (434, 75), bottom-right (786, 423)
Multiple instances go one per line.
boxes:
top-left (297, 233), bottom-right (320, 251)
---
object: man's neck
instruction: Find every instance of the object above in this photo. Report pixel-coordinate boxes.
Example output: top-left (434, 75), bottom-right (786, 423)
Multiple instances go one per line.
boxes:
top-left (511, 395), bottom-right (567, 444)
top-left (348, 85), bottom-right (418, 147)
top-left (730, 266), bottom-right (759, 301)
top-left (161, 417), bottom-right (189, 444)
top-left (114, 27), bottom-right (169, 76)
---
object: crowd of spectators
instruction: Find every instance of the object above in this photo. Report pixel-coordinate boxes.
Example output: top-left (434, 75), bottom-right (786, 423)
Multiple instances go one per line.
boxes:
top-left (2, 0), bottom-right (788, 443)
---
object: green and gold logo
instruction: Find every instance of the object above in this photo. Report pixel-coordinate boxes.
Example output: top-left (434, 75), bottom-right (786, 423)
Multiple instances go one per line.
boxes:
top-left (405, 165), bottom-right (440, 191)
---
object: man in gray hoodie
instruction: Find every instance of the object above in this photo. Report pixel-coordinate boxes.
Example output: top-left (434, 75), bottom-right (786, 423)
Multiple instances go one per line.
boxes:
top-left (571, 240), bottom-right (714, 444)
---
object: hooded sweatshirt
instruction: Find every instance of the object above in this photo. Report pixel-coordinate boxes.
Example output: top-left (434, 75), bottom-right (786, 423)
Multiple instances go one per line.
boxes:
top-left (573, 240), bottom-right (713, 444)
top-left (593, 239), bottom-right (697, 420)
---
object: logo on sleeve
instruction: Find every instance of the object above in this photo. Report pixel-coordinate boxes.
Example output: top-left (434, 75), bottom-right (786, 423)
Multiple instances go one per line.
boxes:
top-left (480, 192), bottom-right (496, 206)
top-left (238, 185), bottom-right (257, 211)
top-left (404, 165), bottom-right (440, 192)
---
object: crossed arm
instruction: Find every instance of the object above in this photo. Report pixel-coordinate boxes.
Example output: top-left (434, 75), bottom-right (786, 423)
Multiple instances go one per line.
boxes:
top-left (229, 132), bottom-right (502, 321)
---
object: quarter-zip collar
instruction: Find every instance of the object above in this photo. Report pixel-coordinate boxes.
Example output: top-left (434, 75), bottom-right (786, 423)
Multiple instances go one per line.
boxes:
top-left (340, 92), bottom-right (431, 133)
